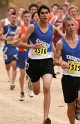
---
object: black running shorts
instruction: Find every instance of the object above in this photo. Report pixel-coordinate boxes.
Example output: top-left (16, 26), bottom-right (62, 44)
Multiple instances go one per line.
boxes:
top-left (26, 58), bottom-right (54, 82)
top-left (61, 75), bottom-right (80, 103)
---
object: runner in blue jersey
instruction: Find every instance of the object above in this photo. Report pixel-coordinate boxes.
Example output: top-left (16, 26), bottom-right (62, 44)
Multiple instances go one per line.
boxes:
top-left (19, 5), bottom-right (64, 124)
top-left (54, 16), bottom-right (80, 124)
top-left (0, 12), bottom-right (18, 90)
top-left (0, 7), bottom-right (16, 82)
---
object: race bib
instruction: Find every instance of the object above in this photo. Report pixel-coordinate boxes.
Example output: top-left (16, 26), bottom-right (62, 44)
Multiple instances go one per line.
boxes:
top-left (67, 60), bottom-right (80, 75)
top-left (7, 40), bottom-right (12, 44)
top-left (34, 46), bottom-right (48, 56)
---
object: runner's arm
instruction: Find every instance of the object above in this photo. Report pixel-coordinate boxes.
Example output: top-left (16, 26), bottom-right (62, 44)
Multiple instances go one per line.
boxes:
top-left (12, 27), bottom-right (21, 46)
top-left (54, 39), bottom-right (69, 69)
top-left (49, 16), bottom-right (56, 24)
top-left (52, 42), bottom-right (56, 52)
top-left (16, 18), bottom-right (21, 26)
top-left (52, 25), bottom-right (65, 37)
top-left (19, 24), bottom-right (42, 49)
top-left (0, 19), bottom-right (5, 30)
top-left (0, 26), bottom-right (13, 41)
top-left (0, 28), bottom-right (5, 41)
top-left (75, 21), bottom-right (79, 34)
top-left (54, 39), bottom-right (62, 66)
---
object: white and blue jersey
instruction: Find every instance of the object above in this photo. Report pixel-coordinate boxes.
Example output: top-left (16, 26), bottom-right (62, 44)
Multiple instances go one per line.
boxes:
top-left (61, 36), bottom-right (80, 77)
top-left (28, 22), bottom-right (53, 59)
top-left (2, 18), bottom-right (10, 50)
top-left (3, 24), bottom-right (18, 63)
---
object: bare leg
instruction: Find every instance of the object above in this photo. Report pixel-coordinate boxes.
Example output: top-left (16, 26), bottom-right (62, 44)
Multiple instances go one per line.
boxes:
top-left (32, 74), bottom-right (52, 118)
top-left (75, 90), bottom-right (80, 116)
top-left (42, 74), bottom-right (52, 118)
top-left (67, 101), bottom-right (75, 124)
top-left (5, 63), bottom-right (11, 81)
top-left (11, 60), bottom-right (17, 84)
top-left (78, 90), bottom-right (80, 105)
top-left (32, 79), bottom-right (40, 95)
top-left (19, 68), bottom-right (25, 92)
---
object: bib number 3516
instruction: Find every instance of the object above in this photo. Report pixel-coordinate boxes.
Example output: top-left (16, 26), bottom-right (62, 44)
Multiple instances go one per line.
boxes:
top-left (34, 46), bottom-right (48, 56)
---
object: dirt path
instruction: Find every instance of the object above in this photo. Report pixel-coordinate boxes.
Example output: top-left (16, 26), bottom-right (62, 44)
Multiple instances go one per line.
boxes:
top-left (0, 48), bottom-right (79, 124)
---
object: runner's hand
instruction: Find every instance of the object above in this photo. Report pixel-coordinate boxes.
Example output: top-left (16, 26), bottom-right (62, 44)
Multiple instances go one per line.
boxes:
top-left (33, 42), bottom-right (42, 49)
top-left (61, 61), bottom-right (69, 69)
top-left (6, 36), bottom-right (13, 41)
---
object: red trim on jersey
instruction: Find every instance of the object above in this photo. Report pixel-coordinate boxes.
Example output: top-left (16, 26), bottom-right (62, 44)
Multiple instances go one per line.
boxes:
top-left (76, 18), bottom-right (80, 35)
top-left (18, 25), bottom-right (28, 52)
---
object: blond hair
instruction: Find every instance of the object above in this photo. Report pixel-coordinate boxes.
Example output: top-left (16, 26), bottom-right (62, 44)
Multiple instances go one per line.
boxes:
top-left (68, 5), bottom-right (78, 14)
top-left (62, 16), bottom-right (76, 27)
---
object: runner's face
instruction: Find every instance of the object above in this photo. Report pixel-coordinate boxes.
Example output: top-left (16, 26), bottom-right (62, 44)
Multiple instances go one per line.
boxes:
top-left (52, 6), bottom-right (58, 14)
top-left (10, 15), bottom-right (17, 25)
top-left (19, 8), bottom-right (25, 16)
top-left (39, 9), bottom-right (49, 23)
top-left (57, 9), bottom-right (64, 18)
top-left (69, 8), bottom-right (78, 19)
top-left (8, 9), bottom-right (15, 16)
top-left (23, 13), bottom-right (31, 24)
top-left (32, 13), bottom-right (39, 22)
top-left (62, 6), bottom-right (68, 12)
top-left (30, 7), bottom-right (37, 15)
top-left (64, 20), bottom-right (76, 34)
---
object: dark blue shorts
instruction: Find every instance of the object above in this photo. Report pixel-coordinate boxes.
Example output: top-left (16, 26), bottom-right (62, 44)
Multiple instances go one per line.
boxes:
top-left (17, 51), bottom-right (28, 69)
top-left (3, 47), bottom-right (18, 64)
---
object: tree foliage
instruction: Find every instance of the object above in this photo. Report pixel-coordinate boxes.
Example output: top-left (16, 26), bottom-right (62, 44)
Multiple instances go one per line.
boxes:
top-left (0, 0), bottom-right (9, 5)
top-left (0, 0), bottom-right (80, 19)
top-left (0, 0), bottom-right (14, 5)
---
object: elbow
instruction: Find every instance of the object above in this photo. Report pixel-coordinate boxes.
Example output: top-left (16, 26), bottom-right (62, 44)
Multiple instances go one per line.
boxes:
top-left (54, 59), bottom-right (59, 66)
top-left (18, 42), bottom-right (21, 47)
top-left (0, 37), bottom-right (2, 41)
top-left (53, 59), bottom-right (56, 66)
top-left (54, 59), bottom-right (61, 66)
